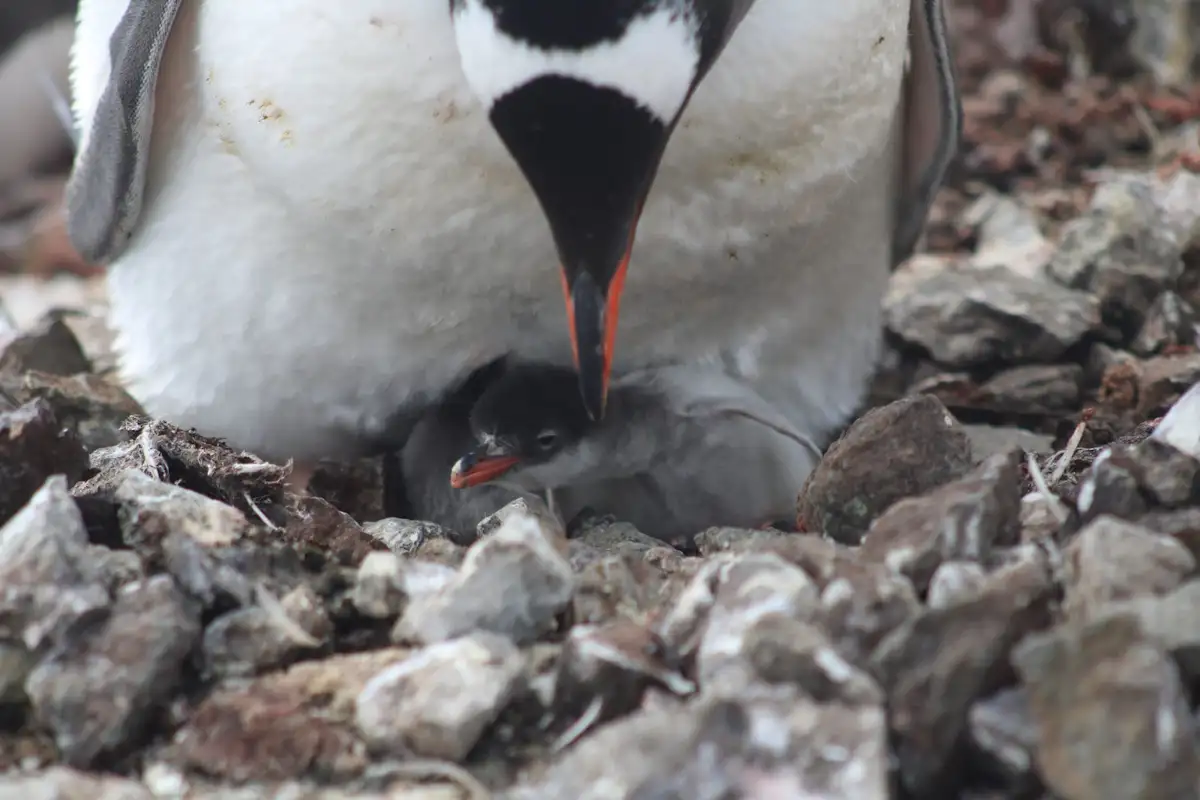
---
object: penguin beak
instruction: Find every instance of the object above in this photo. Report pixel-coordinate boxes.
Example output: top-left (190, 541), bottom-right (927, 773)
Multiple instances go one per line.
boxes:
top-left (486, 77), bottom-right (669, 422)
top-left (560, 213), bottom-right (639, 422)
top-left (450, 442), bottom-right (520, 489)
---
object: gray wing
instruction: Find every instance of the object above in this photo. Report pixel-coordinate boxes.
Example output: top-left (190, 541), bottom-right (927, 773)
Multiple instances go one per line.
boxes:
top-left (892, 0), bottom-right (961, 266)
top-left (65, 0), bottom-right (184, 264)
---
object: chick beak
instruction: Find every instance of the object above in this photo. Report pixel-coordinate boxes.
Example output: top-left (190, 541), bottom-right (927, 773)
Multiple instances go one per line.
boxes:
top-left (449, 445), bottom-right (520, 489)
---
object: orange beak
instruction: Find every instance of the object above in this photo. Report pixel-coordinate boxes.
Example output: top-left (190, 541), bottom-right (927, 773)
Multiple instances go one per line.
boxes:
top-left (449, 453), bottom-right (521, 489)
top-left (560, 209), bottom-right (639, 421)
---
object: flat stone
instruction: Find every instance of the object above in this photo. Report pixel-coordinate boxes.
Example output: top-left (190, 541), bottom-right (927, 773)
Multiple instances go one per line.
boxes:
top-left (279, 496), bottom-right (383, 567)
top-left (361, 517), bottom-right (456, 556)
top-left (1063, 515), bottom-right (1195, 619)
top-left (26, 575), bottom-right (201, 767)
top-left (860, 451), bottom-right (1023, 594)
top-left (1012, 612), bottom-right (1199, 800)
top-left (971, 364), bottom-right (1083, 415)
top-left (355, 633), bottom-right (523, 761)
top-left (797, 395), bottom-right (975, 545)
top-left (393, 499), bottom-right (574, 645)
top-left (884, 265), bottom-right (1099, 367)
top-left (112, 468), bottom-right (249, 553)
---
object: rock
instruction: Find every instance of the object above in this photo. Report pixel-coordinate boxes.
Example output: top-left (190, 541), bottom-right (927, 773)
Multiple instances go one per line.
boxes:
top-left (552, 621), bottom-right (694, 738)
top-left (797, 395), bottom-right (974, 544)
top-left (511, 694), bottom-right (890, 800)
top-left (307, 457), bottom-right (386, 522)
top-left (0, 314), bottom-right (90, 376)
top-left (927, 561), bottom-right (989, 608)
top-left (166, 650), bottom-right (397, 782)
top-left (1152, 379), bottom-right (1200, 461)
top-left (1137, 353), bottom-right (1200, 416)
top-left (971, 363), bottom-right (1083, 415)
top-left (1131, 291), bottom-right (1197, 356)
top-left (350, 552), bottom-right (456, 619)
top-left (1063, 515), bottom-right (1195, 619)
top-left (26, 575), bottom-right (201, 767)
top-left (0, 398), bottom-right (86, 524)
top-left (361, 517), bottom-right (455, 556)
top-left (201, 584), bottom-right (332, 679)
top-left (1140, 507), bottom-right (1200, 561)
top-left (968, 688), bottom-right (1039, 794)
top-left (741, 615), bottom-right (883, 706)
top-left (884, 265), bottom-right (1099, 367)
top-left (279, 496), bottom-right (383, 567)
top-left (1129, 438), bottom-right (1200, 507)
top-left (0, 371), bottom-right (142, 452)
top-left (1012, 612), bottom-right (1199, 800)
top-left (693, 526), bottom-right (789, 556)
top-left (817, 559), bottom-right (922, 668)
top-left (0, 768), bottom-right (153, 800)
top-left (354, 633), bottom-right (523, 761)
top-left (112, 469), bottom-right (249, 554)
top-left (962, 424), bottom-right (1055, 462)
top-left (691, 554), bottom-right (820, 691)
top-left (568, 517), bottom-right (668, 556)
top-left (0, 476), bottom-right (109, 701)
top-left (1108, 580), bottom-right (1200, 683)
top-left (870, 551), bottom-right (1054, 796)
top-left (572, 551), bottom-right (683, 626)
top-left (1048, 178), bottom-right (1186, 337)
top-left (1127, 0), bottom-right (1194, 84)
top-left (393, 499), bottom-right (574, 645)
top-left (1075, 447), bottom-right (1149, 524)
top-left (860, 451), bottom-right (1023, 594)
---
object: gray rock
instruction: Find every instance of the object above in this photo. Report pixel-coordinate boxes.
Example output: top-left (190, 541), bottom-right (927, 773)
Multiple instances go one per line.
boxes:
top-left (884, 265), bottom-right (1099, 367)
top-left (1152, 379), bottom-right (1200, 461)
top-left (354, 632), bottom-right (523, 761)
top-left (26, 575), bottom-right (201, 767)
top-left (392, 499), bottom-right (575, 645)
top-left (201, 584), bottom-right (332, 679)
top-left (553, 621), bottom-right (694, 737)
top-left (1063, 515), bottom-right (1195, 619)
top-left (741, 615), bottom-right (883, 705)
top-left (818, 560), bottom-right (923, 668)
top-left (511, 693), bottom-right (890, 800)
top-left (797, 395), bottom-right (975, 545)
top-left (1048, 178), bottom-right (1185, 337)
top-left (568, 517), bottom-right (668, 555)
top-left (1012, 612), bottom-right (1199, 800)
top-left (0, 476), bottom-right (109, 701)
top-left (1108, 579), bottom-right (1200, 683)
top-left (0, 371), bottom-right (143, 453)
top-left (871, 551), bottom-right (1055, 796)
top-left (113, 469), bottom-right (250, 554)
top-left (962, 425), bottom-right (1055, 462)
top-left (1131, 291), bottom-right (1197, 356)
top-left (1075, 447), bottom-right (1149, 524)
top-left (572, 550), bottom-right (684, 626)
top-left (927, 561), bottom-right (989, 608)
top-left (361, 517), bottom-right (455, 556)
top-left (350, 552), bottom-right (456, 619)
top-left (1127, 0), bottom-right (1195, 84)
top-left (0, 767), bottom-right (153, 800)
top-left (968, 688), bottom-right (1039, 793)
top-left (860, 451), bottom-right (1023, 594)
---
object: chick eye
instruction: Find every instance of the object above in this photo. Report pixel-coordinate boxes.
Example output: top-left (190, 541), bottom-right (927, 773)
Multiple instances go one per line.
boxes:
top-left (535, 430), bottom-right (559, 450)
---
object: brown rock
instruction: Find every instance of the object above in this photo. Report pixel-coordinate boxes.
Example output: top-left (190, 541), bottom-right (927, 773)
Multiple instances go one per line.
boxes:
top-left (972, 363), bottom-right (1083, 415)
top-left (0, 371), bottom-right (142, 452)
top-left (0, 398), bottom-right (86, 524)
top-left (166, 650), bottom-right (406, 782)
top-left (279, 495), bottom-right (383, 567)
top-left (26, 575), bottom-right (201, 767)
top-left (742, 615), bottom-right (883, 706)
top-left (1131, 291), bottom-right (1197, 356)
top-left (797, 395), bottom-right (975, 544)
top-left (201, 584), bottom-right (332, 679)
top-left (0, 314), bottom-right (90, 376)
top-left (572, 552), bottom-right (679, 626)
top-left (1063, 515), bottom-right (1195, 619)
top-left (817, 559), bottom-right (922, 668)
top-left (860, 450), bottom-right (1023, 593)
top-left (1013, 613), bottom-right (1199, 800)
top-left (1137, 353), bottom-right (1200, 417)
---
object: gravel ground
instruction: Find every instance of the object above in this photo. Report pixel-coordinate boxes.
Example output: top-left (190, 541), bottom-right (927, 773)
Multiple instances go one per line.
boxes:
top-left (3, 2), bottom-right (1200, 799)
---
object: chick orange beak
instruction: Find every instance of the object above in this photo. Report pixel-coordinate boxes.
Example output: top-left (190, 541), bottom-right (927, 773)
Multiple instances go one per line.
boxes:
top-left (449, 453), bottom-right (521, 489)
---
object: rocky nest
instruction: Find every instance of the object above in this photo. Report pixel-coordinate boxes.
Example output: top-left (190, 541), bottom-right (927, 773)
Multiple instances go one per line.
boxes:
top-left (4, 1), bottom-right (1200, 798)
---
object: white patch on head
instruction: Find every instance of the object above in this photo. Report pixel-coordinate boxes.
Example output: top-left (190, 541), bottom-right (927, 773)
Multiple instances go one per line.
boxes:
top-left (452, 0), bottom-right (701, 123)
